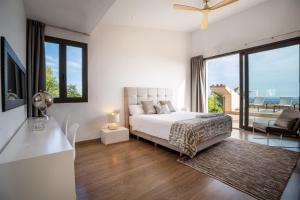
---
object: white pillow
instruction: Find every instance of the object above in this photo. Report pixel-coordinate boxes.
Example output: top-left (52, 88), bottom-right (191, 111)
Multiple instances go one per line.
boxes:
top-left (154, 104), bottom-right (171, 114)
top-left (129, 105), bottom-right (145, 116)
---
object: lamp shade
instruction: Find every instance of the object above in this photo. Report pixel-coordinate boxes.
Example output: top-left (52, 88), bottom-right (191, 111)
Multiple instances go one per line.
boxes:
top-left (108, 112), bottom-right (120, 130)
top-left (108, 112), bottom-right (120, 123)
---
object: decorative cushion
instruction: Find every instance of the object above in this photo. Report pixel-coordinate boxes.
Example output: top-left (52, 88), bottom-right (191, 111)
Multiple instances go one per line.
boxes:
top-left (274, 117), bottom-right (298, 130)
top-left (141, 101), bottom-right (156, 114)
top-left (292, 118), bottom-right (300, 133)
top-left (159, 100), bottom-right (176, 112)
top-left (274, 110), bottom-right (300, 130)
top-left (129, 105), bottom-right (144, 116)
top-left (154, 104), bottom-right (170, 114)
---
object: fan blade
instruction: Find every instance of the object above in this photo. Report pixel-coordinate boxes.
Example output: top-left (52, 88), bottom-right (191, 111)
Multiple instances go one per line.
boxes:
top-left (210, 0), bottom-right (238, 10)
top-left (173, 4), bottom-right (204, 12)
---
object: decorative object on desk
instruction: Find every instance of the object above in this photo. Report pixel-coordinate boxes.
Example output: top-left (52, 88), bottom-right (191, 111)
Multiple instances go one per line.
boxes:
top-left (107, 112), bottom-right (120, 130)
top-left (32, 91), bottom-right (53, 119)
top-left (29, 117), bottom-right (46, 131)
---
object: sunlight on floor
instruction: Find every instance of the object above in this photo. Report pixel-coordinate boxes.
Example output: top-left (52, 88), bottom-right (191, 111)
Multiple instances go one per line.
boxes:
top-left (231, 129), bottom-right (300, 152)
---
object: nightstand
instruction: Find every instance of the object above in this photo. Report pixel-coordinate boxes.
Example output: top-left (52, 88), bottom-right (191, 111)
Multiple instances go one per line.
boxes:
top-left (100, 127), bottom-right (129, 145)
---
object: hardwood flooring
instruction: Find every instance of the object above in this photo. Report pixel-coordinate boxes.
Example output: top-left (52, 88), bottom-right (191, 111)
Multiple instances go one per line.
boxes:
top-left (75, 130), bottom-right (300, 200)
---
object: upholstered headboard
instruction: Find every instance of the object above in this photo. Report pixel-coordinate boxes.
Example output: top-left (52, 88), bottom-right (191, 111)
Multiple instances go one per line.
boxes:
top-left (124, 87), bottom-right (173, 128)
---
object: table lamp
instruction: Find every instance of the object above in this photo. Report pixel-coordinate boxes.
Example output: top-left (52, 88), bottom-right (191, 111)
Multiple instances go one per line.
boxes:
top-left (108, 112), bottom-right (120, 130)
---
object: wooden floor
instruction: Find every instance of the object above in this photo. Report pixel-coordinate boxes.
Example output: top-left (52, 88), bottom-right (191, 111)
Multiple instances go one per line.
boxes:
top-left (75, 130), bottom-right (300, 200)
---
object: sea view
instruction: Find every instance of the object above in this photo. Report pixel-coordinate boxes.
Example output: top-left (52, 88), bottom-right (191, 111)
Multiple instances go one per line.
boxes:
top-left (249, 97), bottom-right (299, 104)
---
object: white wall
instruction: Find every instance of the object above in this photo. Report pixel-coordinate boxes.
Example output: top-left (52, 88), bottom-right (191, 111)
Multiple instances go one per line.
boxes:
top-left (192, 0), bottom-right (300, 57)
top-left (45, 26), bottom-right (89, 43)
top-left (47, 25), bottom-right (191, 141)
top-left (0, 0), bottom-right (27, 151)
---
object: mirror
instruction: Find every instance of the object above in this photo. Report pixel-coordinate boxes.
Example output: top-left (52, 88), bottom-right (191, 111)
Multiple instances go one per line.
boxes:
top-left (1, 37), bottom-right (26, 111)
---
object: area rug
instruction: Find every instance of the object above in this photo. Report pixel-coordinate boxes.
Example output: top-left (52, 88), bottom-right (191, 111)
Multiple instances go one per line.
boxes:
top-left (178, 138), bottom-right (299, 200)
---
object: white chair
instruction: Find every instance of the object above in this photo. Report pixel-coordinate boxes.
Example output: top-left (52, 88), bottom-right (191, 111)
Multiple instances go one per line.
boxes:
top-left (249, 97), bottom-right (265, 112)
top-left (273, 97), bottom-right (293, 112)
top-left (63, 115), bottom-right (70, 136)
top-left (67, 123), bottom-right (79, 160)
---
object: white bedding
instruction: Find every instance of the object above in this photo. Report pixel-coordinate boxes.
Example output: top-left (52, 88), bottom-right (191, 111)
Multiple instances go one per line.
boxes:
top-left (129, 111), bottom-right (203, 140)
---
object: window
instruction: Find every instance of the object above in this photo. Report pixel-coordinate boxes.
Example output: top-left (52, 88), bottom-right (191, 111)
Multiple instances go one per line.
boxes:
top-left (246, 43), bottom-right (299, 127)
top-left (206, 54), bottom-right (240, 128)
top-left (45, 36), bottom-right (88, 103)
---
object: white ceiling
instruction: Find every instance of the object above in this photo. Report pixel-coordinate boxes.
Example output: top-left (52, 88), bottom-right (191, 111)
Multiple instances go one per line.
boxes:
top-left (101, 0), bottom-right (270, 32)
top-left (24, 0), bottom-right (270, 34)
top-left (23, 0), bottom-right (116, 34)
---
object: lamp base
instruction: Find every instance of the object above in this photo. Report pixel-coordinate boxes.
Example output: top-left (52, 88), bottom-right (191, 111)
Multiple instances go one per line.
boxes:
top-left (108, 123), bottom-right (119, 130)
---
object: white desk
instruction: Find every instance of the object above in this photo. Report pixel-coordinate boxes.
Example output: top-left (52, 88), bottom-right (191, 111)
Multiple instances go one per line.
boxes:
top-left (0, 117), bottom-right (76, 200)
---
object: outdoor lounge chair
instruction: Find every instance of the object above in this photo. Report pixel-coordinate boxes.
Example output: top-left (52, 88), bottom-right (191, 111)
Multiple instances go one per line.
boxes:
top-left (253, 109), bottom-right (300, 144)
top-left (249, 97), bottom-right (265, 112)
top-left (273, 97), bottom-right (293, 112)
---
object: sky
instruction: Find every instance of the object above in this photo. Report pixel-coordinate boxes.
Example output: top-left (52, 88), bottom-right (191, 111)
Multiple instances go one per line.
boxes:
top-left (45, 42), bottom-right (83, 95)
top-left (207, 45), bottom-right (299, 98)
top-left (207, 54), bottom-right (239, 94)
top-left (249, 45), bottom-right (299, 98)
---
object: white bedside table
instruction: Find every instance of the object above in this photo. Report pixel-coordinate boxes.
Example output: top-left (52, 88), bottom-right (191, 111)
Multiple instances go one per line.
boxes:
top-left (100, 127), bottom-right (129, 145)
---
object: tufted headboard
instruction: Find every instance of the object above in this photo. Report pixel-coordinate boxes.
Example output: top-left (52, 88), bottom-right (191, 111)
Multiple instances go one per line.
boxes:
top-left (124, 87), bottom-right (173, 128)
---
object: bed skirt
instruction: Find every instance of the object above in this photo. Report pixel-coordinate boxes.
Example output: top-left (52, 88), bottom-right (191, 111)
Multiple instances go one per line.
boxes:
top-left (130, 129), bottom-right (231, 155)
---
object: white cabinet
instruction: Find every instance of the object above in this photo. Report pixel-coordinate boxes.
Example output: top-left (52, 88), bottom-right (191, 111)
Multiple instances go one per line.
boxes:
top-left (0, 117), bottom-right (76, 200)
top-left (100, 127), bottom-right (129, 145)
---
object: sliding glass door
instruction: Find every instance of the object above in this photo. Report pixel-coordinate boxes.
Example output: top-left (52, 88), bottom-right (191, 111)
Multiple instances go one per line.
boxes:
top-left (206, 54), bottom-right (240, 128)
top-left (203, 38), bottom-right (300, 130)
top-left (244, 43), bottom-right (300, 128)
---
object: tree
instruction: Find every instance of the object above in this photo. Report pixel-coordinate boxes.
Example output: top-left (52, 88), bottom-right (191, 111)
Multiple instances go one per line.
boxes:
top-left (46, 66), bottom-right (59, 97)
top-left (46, 66), bottom-right (81, 98)
top-left (208, 92), bottom-right (223, 113)
top-left (67, 84), bottom-right (81, 97)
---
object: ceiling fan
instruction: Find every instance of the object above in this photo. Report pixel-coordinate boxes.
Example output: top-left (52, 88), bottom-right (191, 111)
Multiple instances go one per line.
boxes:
top-left (174, 0), bottom-right (239, 29)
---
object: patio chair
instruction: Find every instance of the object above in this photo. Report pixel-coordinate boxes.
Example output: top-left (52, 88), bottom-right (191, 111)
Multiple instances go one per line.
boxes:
top-left (252, 109), bottom-right (300, 146)
top-left (249, 97), bottom-right (265, 112)
top-left (273, 97), bottom-right (293, 112)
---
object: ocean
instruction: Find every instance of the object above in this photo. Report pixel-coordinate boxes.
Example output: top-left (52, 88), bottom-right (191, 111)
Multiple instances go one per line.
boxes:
top-left (249, 97), bottom-right (299, 104)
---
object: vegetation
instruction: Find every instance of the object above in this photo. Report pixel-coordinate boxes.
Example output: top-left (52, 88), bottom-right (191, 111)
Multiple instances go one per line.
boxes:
top-left (67, 85), bottom-right (81, 97)
top-left (208, 92), bottom-right (223, 113)
top-left (46, 66), bottom-right (59, 97)
top-left (46, 66), bottom-right (81, 98)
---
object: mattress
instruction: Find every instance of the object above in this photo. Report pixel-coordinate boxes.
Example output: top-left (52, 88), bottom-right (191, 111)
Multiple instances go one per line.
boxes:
top-left (129, 111), bottom-right (203, 140)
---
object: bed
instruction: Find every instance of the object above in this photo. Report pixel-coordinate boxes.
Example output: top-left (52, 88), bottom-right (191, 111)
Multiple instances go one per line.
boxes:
top-left (124, 87), bottom-right (232, 157)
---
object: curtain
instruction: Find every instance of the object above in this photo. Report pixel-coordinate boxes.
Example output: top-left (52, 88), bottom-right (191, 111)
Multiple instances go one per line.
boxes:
top-left (191, 55), bottom-right (207, 113)
top-left (26, 19), bottom-right (46, 117)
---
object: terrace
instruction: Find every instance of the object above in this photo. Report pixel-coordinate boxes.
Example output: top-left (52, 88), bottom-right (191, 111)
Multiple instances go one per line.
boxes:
top-left (209, 84), bottom-right (299, 129)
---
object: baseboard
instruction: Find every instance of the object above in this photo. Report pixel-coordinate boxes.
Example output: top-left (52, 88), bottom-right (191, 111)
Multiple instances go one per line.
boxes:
top-left (75, 138), bottom-right (101, 146)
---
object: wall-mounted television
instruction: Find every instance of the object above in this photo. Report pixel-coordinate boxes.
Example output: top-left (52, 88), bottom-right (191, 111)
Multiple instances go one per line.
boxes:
top-left (1, 37), bottom-right (26, 112)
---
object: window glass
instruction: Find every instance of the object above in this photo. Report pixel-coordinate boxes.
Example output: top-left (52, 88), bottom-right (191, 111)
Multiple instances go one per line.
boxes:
top-left (66, 46), bottom-right (83, 97)
top-left (248, 44), bottom-right (300, 126)
top-left (45, 42), bottom-right (60, 97)
top-left (206, 54), bottom-right (240, 128)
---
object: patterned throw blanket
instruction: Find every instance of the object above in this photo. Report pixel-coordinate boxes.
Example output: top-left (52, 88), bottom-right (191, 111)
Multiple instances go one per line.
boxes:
top-left (169, 114), bottom-right (232, 158)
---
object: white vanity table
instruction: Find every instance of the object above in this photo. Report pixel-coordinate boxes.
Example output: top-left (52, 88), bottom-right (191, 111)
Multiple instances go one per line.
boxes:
top-left (0, 117), bottom-right (76, 200)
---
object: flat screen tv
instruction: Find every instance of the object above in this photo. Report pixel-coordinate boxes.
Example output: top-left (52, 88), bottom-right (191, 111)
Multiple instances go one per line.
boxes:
top-left (1, 37), bottom-right (26, 111)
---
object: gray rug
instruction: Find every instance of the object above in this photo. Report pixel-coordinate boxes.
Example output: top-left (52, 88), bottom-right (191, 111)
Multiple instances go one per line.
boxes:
top-left (178, 138), bottom-right (299, 200)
